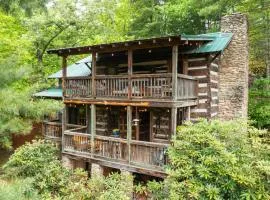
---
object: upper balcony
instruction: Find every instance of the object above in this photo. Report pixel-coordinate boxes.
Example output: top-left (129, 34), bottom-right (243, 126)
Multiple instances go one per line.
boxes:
top-left (64, 73), bottom-right (198, 102)
top-left (58, 46), bottom-right (199, 106)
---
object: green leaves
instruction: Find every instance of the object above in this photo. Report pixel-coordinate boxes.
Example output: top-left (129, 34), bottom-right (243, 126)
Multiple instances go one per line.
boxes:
top-left (249, 78), bottom-right (270, 129)
top-left (164, 120), bottom-right (270, 199)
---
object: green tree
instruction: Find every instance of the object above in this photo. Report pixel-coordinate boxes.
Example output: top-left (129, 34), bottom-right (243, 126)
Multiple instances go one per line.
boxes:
top-left (238, 0), bottom-right (270, 77)
top-left (249, 78), bottom-right (270, 129)
top-left (0, 11), bottom-right (62, 149)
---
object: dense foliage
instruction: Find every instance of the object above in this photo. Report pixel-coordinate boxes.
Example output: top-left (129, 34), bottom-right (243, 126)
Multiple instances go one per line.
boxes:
top-left (148, 120), bottom-right (270, 199)
top-left (0, 9), bottom-right (62, 148)
top-left (249, 78), bottom-right (270, 129)
top-left (3, 140), bottom-right (59, 177)
top-left (2, 140), bottom-right (133, 199)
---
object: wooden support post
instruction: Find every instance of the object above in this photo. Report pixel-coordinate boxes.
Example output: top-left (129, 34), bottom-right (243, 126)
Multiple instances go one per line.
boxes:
top-left (62, 55), bottom-right (67, 98)
top-left (90, 104), bottom-right (96, 156)
top-left (135, 107), bottom-right (139, 140)
top-left (128, 49), bottom-right (133, 99)
top-left (186, 106), bottom-right (191, 121)
top-left (92, 52), bottom-right (96, 97)
top-left (171, 107), bottom-right (177, 137)
top-left (86, 105), bottom-right (91, 134)
top-left (62, 105), bottom-right (67, 152)
top-left (127, 106), bottom-right (132, 163)
top-left (172, 45), bottom-right (178, 100)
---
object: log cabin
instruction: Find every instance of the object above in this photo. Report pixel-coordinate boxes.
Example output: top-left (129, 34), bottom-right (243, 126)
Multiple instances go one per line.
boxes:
top-left (40, 14), bottom-right (248, 179)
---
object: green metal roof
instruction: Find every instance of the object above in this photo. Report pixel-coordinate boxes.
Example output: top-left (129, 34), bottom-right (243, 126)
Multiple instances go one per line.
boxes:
top-left (182, 32), bottom-right (233, 54)
top-left (33, 88), bottom-right (62, 98)
top-left (48, 56), bottom-right (91, 78)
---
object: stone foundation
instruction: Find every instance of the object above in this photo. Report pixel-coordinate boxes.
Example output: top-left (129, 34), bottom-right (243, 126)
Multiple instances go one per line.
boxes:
top-left (219, 13), bottom-right (249, 120)
top-left (91, 163), bottom-right (104, 176)
top-left (62, 155), bottom-right (74, 169)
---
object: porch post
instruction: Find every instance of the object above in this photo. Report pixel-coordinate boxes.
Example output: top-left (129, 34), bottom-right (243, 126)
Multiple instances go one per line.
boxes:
top-left (90, 104), bottom-right (96, 156)
top-left (186, 106), bottom-right (191, 121)
top-left (172, 45), bottom-right (178, 100)
top-left (127, 106), bottom-right (132, 163)
top-left (61, 56), bottom-right (67, 152)
top-left (62, 55), bottom-right (67, 98)
top-left (128, 49), bottom-right (133, 99)
top-left (171, 107), bottom-right (177, 137)
top-left (86, 105), bottom-right (91, 134)
top-left (62, 104), bottom-right (68, 152)
top-left (91, 52), bottom-right (96, 98)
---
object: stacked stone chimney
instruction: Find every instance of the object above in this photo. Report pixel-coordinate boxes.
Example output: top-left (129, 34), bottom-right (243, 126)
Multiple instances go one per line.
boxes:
top-left (218, 13), bottom-right (249, 120)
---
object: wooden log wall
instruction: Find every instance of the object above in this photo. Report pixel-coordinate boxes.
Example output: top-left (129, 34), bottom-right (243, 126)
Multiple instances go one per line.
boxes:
top-left (209, 55), bottom-right (220, 118)
top-left (186, 54), bottom-right (220, 120)
top-left (95, 48), bottom-right (172, 76)
top-left (187, 55), bottom-right (211, 120)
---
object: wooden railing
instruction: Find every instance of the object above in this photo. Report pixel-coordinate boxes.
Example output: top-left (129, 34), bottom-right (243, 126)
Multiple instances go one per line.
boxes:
top-left (65, 77), bottom-right (92, 98)
top-left (63, 73), bottom-right (198, 100)
top-left (43, 121), bottom-right (85, 140)
top-left (177, 74), bottom-right (198, 100)
top-left (93, 135), bottom-right (128, 161)
top-left (95, 75), bottom-right (129, 98)
top-left (130, 140), bottom-right (169, 168)
top-left (43, 121), bottom-right (62, 139)
top-left (63, 133), bottom-right (169, 170)
top-left (131, 74), bottom-right (172, 98)
top-left (63, 126), bottom-right (90, 153)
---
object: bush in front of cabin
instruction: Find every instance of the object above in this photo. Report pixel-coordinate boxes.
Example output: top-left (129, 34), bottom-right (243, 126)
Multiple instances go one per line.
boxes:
top-left (3, 139), bottom-right (59, 178)
top-left (164, 120), bottom-right (270, 200)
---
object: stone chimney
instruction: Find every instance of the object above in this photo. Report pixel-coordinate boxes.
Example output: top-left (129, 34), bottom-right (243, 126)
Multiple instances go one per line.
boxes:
top-left (218, 13), bottom-right (249, 120)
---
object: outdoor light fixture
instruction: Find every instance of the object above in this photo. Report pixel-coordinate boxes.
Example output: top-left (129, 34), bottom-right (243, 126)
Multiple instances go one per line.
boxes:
top-left (133, 118), bottom-right (140, 126)
top-left (133, 107), bottom-right (140, 126)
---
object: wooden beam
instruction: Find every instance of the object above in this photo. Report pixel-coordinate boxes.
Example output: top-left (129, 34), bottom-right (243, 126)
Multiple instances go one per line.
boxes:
top-left (135, 107), bottom-right (139, 140)
top-left (91, 52), bottom-right (96, 97)
top-left (62, 105), bottom-right (68, 152)
top-left (90, 104), bottom-right (96, 157)
top-left (64, 99), bottom-right (198, 108)
top-left (186, 106), bottom-right (191, 121)
top-left (171, 107), bottom-right (177, 136)
top-left (86, 105), bottom-right (91, 134)
top-left (127, 106), bottom-right (132, 163)
top-left (172, 45), bottom-right (178, 100)
top-left (47, 36), bottom-right (184, 56)
top-left (62, 56), bottom-right (67, 98)
top-left (128, 49), bottom-right (133, 99)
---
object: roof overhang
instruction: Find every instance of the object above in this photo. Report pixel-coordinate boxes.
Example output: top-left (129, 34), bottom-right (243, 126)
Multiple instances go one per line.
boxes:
top-left (47, 33), bottom-right (233, 57)
top-left (33, 88), bottom-right (62, 98)
top-left (47, 35), bottom-right (209, 56)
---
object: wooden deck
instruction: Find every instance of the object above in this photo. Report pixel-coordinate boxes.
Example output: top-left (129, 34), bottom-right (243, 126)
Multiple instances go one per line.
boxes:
top-left (42, 121), bottom-right (84, 141)
top-left (64, 73), bottom-right (198, 102)
top-left (62, 128), bottom-right (169, 177)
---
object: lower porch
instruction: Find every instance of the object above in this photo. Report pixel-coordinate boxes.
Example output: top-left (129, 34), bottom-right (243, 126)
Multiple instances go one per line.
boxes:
top-left (61, 105), bottom-right (190, 176)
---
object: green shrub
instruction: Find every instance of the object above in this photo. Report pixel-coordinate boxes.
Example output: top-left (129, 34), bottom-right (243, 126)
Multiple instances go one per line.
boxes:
top-left (32, 159), bottom-right (71, 198)
top-left (0, 178), bottom-right (40, 200)
top-left (147, 120), bottom-right (270, 199)
top-left (62, 171), bottom-right (133, 200)
top-left (2, 139), bottom-right (133, 199)
top-left (163, 120), bottom-right (270, 200)
top-left (3, 139), bottom-right (59, 178)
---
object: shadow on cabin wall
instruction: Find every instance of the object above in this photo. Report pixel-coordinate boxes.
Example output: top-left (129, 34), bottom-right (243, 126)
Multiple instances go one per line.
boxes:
top-left (12, 122), bottom-right (42, 149)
